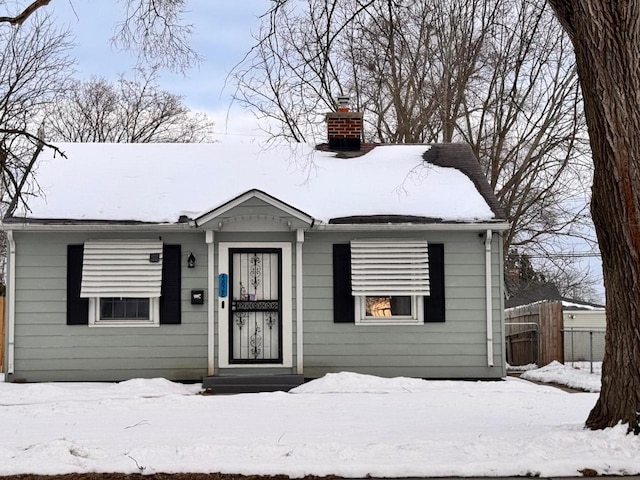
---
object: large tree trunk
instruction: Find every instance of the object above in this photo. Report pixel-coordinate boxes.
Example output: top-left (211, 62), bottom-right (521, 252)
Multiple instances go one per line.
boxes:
top-left (548, 0), bottom-right (640, 432)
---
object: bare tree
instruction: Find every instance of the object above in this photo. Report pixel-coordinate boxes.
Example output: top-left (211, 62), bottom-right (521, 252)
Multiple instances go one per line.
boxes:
top-left (112, 0), bottom-right (200, 73)
top-left (231, 0), bottom-right (347, 142)
top-left (509, 249), bottom-right (601, 303)
top-left (47, 69), bottom-right (213, 143)
top-left (0, 12), bottom-right (73, 216)
top-left (232, 0), bottom-right (593, 279)
top-left (0, 0), bottom-right (198, 72)
top-left (0, 10), bottom-right (71, 289)
top-left (343, 0), bottom-right (442, 143)
top-left (548, 0), bottom-right (640, 433)
top-left (456, 0), bottom-right (592, 265)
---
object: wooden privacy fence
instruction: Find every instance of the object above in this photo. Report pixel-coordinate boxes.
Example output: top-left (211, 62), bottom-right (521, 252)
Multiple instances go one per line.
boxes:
top-left (505, 322), bottom-right (539, 366)
top-left (0, 296), bottom-right (5, 373)
top-left (504, 300), bottom-right (564, 366)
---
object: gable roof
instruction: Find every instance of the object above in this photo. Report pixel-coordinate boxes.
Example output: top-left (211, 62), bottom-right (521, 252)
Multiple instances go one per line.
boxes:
top-left (5, 138), bottom-right (507, 226)
top-left (195, 189), bottom-right (314, 227)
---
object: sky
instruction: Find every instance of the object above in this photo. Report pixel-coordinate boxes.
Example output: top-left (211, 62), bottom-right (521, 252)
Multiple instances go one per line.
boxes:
top-left (1, 366), bottom-right (638, 477)
top-left (48, 0), bottom-right (272, 135)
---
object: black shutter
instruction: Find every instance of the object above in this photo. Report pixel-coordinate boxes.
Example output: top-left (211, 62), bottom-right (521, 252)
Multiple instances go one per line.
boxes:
top-left (424, 243), bottom-right (445, 322)
top-left (160, 244), bottom-right (182, 324)
top-left (333, 243), bottom-right (355, 323)
top-left (67, 245), bottom-right (89, 325)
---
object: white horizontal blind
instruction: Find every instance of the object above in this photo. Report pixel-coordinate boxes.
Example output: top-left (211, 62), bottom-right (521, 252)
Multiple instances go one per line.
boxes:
top-left (80, 240), bottom-right (163, 298)
top-left (350, 240), bottom-right (430, 296)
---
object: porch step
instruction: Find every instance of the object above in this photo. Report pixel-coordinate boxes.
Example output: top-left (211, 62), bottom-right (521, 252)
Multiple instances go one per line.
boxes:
top-left (202, 374), bottom-right (304, 394)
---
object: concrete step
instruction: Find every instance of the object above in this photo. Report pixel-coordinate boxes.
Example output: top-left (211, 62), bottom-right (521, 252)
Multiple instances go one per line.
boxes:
top-left (202, 374), bottom-right (304, 394)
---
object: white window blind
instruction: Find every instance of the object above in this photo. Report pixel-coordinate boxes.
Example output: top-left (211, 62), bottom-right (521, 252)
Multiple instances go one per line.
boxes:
top-left (80, 239), bottom-right (163, 298)
top-left (350, 240), bottom-right (430, 296)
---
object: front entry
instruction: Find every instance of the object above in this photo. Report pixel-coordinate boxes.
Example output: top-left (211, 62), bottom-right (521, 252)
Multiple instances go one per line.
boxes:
top-left (217, 242), bottom-right (293, 369)
top-left (229, 249), bottom-right (282, 363)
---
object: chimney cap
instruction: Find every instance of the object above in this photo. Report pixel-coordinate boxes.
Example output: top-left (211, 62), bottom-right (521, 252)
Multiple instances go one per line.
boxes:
top-left (336, 95), bottom-right (350, 112)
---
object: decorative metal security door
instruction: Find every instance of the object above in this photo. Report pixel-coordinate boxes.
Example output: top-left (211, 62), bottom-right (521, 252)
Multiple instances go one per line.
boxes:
top-left (229, 249), bottom-right (282, 363)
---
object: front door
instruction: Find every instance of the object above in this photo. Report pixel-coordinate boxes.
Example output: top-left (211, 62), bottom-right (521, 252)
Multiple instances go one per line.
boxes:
top-left (229, 249), bottom-right (282, 363)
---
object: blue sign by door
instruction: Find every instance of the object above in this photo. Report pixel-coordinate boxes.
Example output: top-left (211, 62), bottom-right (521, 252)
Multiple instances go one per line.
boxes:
top-left (218, 273), bottom-right (228, 298)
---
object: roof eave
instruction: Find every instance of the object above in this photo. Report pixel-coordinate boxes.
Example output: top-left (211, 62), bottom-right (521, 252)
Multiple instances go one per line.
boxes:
top-left (1, 220), bottom-right (192, 232)
top-left (2, 216), bottom-right (510, 233)
top-left (314, 221), bottom-right (510, 232)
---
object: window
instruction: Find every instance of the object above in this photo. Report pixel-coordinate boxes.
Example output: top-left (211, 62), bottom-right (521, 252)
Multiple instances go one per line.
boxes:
top-left (351, 239), bottom-right (429, 325)
top-left (89, 297), bottom-right (159, 326)
top-left (67, 243), bottom-right (182, 326)
top-left (333, 240), bottom-right (445, 325)
top-left (351, 239), bottom-right (429, 324)
top-left (81, 239), bottom-right (163, 328)
top-left (355, 295), bottom-right (424, 324)
top-left (101, 297), bottom-right (150, 320)
top-left (366, 295), bottom-right (411, 317)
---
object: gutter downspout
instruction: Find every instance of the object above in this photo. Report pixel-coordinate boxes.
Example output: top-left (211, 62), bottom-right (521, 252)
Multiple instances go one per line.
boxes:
top-left (485, 229), bottom-right (494, 367)
top-left (296, 229), bottom-right (304, 375)
top-left (206, 230), bottom-right (215, 376)
top-left (7, 230), bottom-right (15, 375)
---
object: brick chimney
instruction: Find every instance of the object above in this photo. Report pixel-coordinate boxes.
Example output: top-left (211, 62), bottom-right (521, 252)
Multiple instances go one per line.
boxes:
top-left (326, 95), bottom-right (362, 151)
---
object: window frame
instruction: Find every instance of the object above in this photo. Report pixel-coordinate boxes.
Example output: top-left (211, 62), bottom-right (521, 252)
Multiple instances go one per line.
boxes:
top-left (88, 296), bottom-right (160, 327)
top-left (355, 295), bottom-right (424, 326)
top-left (332, 242), bottom-right (445, 325)
top-left (67, 243), bottom-right (183, 327)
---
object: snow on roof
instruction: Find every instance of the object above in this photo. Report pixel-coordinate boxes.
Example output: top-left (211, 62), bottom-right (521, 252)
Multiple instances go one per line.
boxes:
top-left (14, 137), bottom-right (497, 224)
top-left (561, 300), bottom-right (605, 311)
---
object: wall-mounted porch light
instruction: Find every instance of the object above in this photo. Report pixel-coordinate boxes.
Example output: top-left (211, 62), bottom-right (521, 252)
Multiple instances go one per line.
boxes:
top-left (187, 252), bottom-right (196, 268)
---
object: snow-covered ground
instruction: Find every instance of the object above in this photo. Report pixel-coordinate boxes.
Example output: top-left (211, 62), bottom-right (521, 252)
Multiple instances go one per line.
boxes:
top-left (1, 371), bottom-right (638, 477)
top-left (521, 361), bottom-right (602, 392)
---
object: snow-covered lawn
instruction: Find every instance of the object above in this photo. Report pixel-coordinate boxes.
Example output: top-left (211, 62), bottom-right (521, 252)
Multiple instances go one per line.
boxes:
top-left (1, 372), bottom-right (639, 478)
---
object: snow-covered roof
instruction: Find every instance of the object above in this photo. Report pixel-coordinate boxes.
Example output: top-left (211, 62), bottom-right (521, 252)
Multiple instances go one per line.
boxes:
top-left (8, 137), bottom-right (505, 225)
top-left (561, 300), bottom-right (605, 311)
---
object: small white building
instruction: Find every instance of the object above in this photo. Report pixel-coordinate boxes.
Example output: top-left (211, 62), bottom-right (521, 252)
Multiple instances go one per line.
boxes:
top-left (562, 302), bottom-right (606, 362)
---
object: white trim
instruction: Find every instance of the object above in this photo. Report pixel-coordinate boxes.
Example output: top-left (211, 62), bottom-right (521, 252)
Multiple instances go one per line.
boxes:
top-left (215, 214), bottom-right (295, 232)
top-left (217, 242), bottom-right (293, 368)
top-left (88, 297), bottom-right (160, 327)
top-left (206, 230), bottom-right (215, 376)
top-left (295, 229), bottom-right (304, 375)
top-left (195, 190), bottom-right (313, 227)
top-left (355, 295), bottom-right (424, 326)
top-left (6, 230), bottom-right (15, 374)
top-left (485, 229), bottom-right (494, 367)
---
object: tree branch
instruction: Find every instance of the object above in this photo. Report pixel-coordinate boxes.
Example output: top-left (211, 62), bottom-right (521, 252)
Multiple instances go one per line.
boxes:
top-left (0, 0), bottom-right (52, 26)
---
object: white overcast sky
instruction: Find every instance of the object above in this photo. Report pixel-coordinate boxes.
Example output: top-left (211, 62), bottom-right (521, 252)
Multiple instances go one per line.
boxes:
top-left (49, 0), bottom-right (271, 134)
